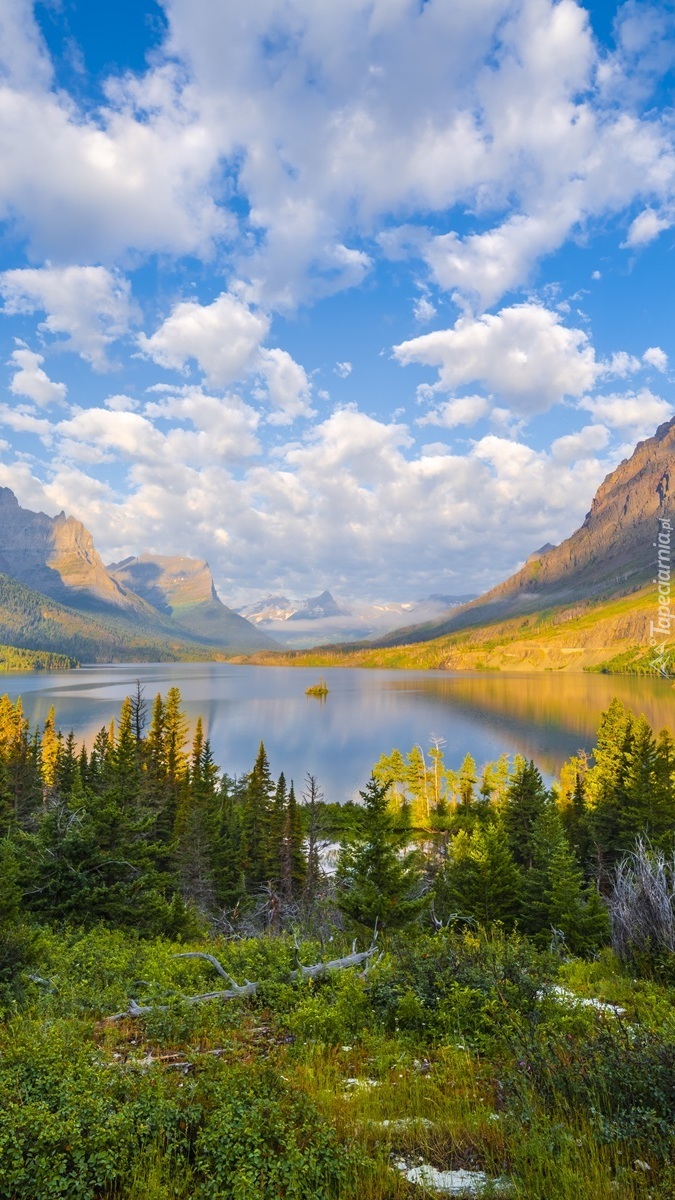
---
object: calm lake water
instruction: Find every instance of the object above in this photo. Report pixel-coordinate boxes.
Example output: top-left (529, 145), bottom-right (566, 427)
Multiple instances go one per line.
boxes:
top-left (1, 663), bottom-right (674, 803)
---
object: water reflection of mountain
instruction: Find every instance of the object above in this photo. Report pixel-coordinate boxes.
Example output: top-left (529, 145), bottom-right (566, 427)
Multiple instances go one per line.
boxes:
top-left (384, 673), bottom-right (675, 775)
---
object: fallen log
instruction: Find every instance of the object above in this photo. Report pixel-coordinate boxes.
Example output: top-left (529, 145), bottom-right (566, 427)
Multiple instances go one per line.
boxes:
top-left (108, 933), bottom-right (378, 1021)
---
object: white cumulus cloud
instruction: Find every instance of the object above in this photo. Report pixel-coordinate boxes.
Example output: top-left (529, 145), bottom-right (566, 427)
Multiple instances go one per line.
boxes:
top-left (138, 291), bottom-right (270, 388)
top-left (0, 266), bottom-right (133, 369)
top-left (643, 346), bottom-right (668, 372)
top-left (580, 388), bottom-right (673, 435)
top-left (394, 303), bottom-right (601, 414)
top-left (8, 345), bottom-right (66, 406)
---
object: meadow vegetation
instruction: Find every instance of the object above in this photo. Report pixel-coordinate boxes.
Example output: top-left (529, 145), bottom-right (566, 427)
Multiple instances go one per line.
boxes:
top-left (1, 687), bottom-right (675, 1197)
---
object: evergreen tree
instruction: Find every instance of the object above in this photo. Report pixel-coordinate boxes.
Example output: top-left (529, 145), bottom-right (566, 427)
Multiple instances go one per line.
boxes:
top-left (267, 771), bottom-right (288, 887)
top-left (129, 680), bottom-right (148, 746)
top-left (521, 804), bottom-right (609, 954)
top-left (621, 714), bottom-right (659, 846)
top-left (560, 764), bottom-right (592, 870)
top-left (337, 775), bottom-right (425, 930)
top-left (502, 758), bottom-right (550, 868)
top-left (435, 821), bottom-right (521, 928)
top-left (40, 706), bottom-right (60, 801)
top-left (301, 773), bottom-right (323, 913)
top-left (164, 686), bottom-right (189, 785)
top-left (458, 752), bottom-right (477, 807)
top-left (373, 748), bottom-right (408, 809)
top-left (586, 698), bottom-right (635, 878)
top-left (406, 746), bottom-right (430, 823)
top-left (212, 774), bottom-right (246, 908)
top-left (174, 718), bottom-right (219, 913)
top-left (280, 781), bottom-right (306, 904)
top-left (241, 742), bottom-right (275, 888)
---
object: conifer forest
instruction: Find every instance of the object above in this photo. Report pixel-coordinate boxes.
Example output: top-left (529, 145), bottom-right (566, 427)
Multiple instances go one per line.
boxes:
top-left (2, 687), bottom-right (675, 1198)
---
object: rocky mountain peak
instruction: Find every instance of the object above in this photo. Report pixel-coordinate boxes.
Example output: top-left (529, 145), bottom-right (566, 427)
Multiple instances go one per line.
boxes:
top-left (0, 488), bottom-right (139, 612)
top-left (108, 554), bottom-right (217, 612)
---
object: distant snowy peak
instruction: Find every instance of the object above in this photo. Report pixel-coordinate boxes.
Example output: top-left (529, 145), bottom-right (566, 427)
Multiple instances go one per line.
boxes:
top-left (289, 590), bottom-right (346, 620)
top-left (235, 595), bottom-right (294, 623)
top-left (237, 589), bottom-right (348, 624)
top-left (235, 589), bottom-right (477, 647)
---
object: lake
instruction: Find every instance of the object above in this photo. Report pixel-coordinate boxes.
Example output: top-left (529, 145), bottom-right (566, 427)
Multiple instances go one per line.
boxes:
top-left (0, 663), bottom-right (673, 802)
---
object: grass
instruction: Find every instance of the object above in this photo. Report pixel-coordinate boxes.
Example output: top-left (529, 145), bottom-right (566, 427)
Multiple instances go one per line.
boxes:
top-left (3, 925), bottom-right (675, 1199)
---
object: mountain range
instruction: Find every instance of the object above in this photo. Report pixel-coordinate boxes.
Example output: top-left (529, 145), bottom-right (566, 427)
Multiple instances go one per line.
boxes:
top-left (245, 417), bottom-right (674, 673)
top-left (235, 589), bottom-right (476, 646)
top-left (0, 416), bottom-right (671, 668)
top-left (0, 489), bottom-right (276, 661)
top-left (370, 416), bottom-right (674, 650)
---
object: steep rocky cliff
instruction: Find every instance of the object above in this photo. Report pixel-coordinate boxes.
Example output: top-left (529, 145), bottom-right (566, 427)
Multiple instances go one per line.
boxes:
top-left (109, 554), bottom-right (277, 651)
top-left (376, 417), bottom-right (674, 647)
top-left (0, 488), bottom-right (144, 613)
top-left (0, 492), bottom-right (277, 656)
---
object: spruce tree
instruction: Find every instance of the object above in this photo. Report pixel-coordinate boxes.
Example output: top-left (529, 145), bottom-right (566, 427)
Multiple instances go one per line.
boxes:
top-left (521, 804), bottom-right (609, 953)
top-left (280, 781), bottom-right (306, 904)
top-left (560, 766), bottom-right (592, 871)
top-left (337, 775), bottom-right (425, 930)
top-left (301, 773), bottom-right (323, 913)
top-left (174, 718), bottom-right (219, 913)
top-left (458, 753), bottom-right (477, 807)
top-left (621, 714), bottom-right (659, 847)
top-left (502, 758), bottom-right (550, 868)
top-left (436, 822), bottom-right (521, 928)
top-left (267, 772), bottom-right (288, 887)
top-left (586, 698), bottom-right (634, 878)
top-left (241, 742), bottom-right (275, 888)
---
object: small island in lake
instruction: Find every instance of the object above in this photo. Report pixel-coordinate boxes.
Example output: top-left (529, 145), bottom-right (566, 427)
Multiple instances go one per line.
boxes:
top-left (305, 677), bottom-right (329, 697)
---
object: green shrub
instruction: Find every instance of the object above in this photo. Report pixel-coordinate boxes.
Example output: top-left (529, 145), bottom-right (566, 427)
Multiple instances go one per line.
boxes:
top-left (195, 1064), bottom-right (356, 1199)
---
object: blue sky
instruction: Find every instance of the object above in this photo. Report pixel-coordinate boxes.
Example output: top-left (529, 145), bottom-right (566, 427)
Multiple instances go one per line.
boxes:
top-left (0, 0), bottom-right (673, 604)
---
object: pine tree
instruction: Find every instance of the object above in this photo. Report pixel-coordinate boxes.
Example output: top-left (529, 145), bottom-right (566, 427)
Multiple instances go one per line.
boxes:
top-left (502, 758), bottom-right (550, 868)
top-left (280, 780), bottom-right (306, 904)
top-left (560, 765), bottom-right (592, 870)
top-left (521, 804), bottom-right (609, 953)
top-left (164, 687), bottom-right (189, 784)
top-left (586, 698), bottom-right (635, 879)
top-left (241, 742), bottom-right (275, 888)
top-left (373, 748), bottom-right (408, 809)
top-left (212, 775), bottom-right (246, 908)
top-left (174, 718), bottom-right (219, 913)
top-left (301, 773), bottom-right (323, 913)
top-left (40, 706), bottom-right (60, 801)
top-left (406, 745), bottom-right (430, 823)
top-left (458, 753), bottom-right (477, 807)
top-left (129, 680), bottom-right (148, 746)
top-left (436, 822), bottom-right (521, 928)
top-left (267, 772), bottom-right (288, 887)
top-left (621, 714), bottom-right (659, 846)
top-left (337, 775), bottom-right (425, 930)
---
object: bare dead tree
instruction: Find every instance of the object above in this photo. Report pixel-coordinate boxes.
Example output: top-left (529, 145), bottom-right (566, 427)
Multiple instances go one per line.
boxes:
top-left (129, 680), bottom-right (148, 746)
top-left (609, 839), bottom-right (675, 962)
top-left (302, 773), bottom-right (323, 913)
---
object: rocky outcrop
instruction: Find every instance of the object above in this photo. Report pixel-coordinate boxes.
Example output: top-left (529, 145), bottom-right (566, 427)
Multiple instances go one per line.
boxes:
top-left (486, 416), bottom-right (674, 604)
